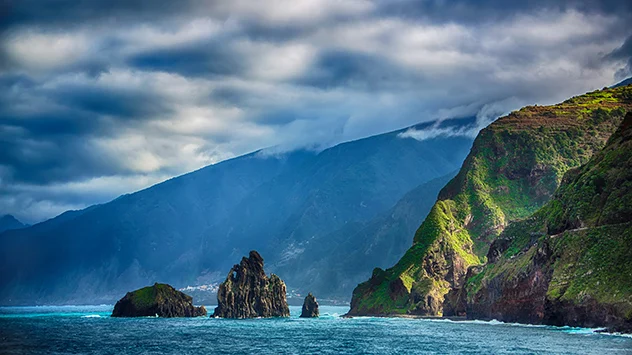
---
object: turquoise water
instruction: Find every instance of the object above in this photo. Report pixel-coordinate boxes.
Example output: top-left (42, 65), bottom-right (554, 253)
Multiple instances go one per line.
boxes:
top-left (1, 305), bottom-right (631, 354)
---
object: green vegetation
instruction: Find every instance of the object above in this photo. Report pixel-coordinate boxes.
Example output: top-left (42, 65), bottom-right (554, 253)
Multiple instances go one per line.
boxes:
top-left (127, 283), bottom-right (175, 310)
top-left (130, 285), bottom-right (158, 309)
top-left (349, 84), bottom-right (632, 316)
top-left (467, 110), bottom-right (632, 324)
top-left (547, 224), bottom-right (632, 317)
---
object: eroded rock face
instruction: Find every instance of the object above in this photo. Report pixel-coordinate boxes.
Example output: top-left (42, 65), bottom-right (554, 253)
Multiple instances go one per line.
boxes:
top-left (346, 87), bottom-right (632, 318)
top-left (300, 293), bottom-right (319, 318)
top-left (467, 114), bottom-right (632, 333)
top-left (111, 283), bottom-right (207, 317)
top-left (212, 251), bottom-right (290, 318)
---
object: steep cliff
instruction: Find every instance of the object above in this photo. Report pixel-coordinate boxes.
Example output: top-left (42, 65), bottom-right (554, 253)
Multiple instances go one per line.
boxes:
top-left (212, 251), bottom-right (289, 318)
top-left (467, 113), bottom-right (632, 332)
top-left (348, 85), bottom-right (632, 316)
top-left (111, 283), bottom-right (206, 317)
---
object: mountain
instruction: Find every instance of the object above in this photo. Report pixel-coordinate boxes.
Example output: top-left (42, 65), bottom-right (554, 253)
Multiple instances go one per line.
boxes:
top-left (347, 85), bottom-right (632, 316)
top-left (612, 77), bottom-right (632, 88)
top-left (0, 118), bottom-right (475, 305)
top-left (0, 215), bottom-right (27, 233)
top-left (466, 112), bottom-right (632, 332)
top-left (276, 171), bottom-right (458, 300)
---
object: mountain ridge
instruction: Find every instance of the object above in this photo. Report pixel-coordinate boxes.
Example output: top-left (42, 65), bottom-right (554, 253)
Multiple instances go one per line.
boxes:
top-left (0, 117), bottom-right (475, 305)
top-left (466, 112), bottom-right (632, 332)
top-left (347, 84), bottom-right (632, 317)
top-left (0, 215), bottom-right (27, 234)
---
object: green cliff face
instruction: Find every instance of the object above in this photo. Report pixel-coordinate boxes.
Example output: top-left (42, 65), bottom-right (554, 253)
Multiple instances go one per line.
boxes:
top-left (348, 85), bottom-right (632, 316)
top-left (467, 112), bottom-right (632, 332)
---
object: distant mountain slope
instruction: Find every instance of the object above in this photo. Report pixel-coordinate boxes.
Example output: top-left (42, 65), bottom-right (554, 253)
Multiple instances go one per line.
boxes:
top-left (0, 215), bottom-right (27, 233)
top-left (612, 77), bottom-right (632, 88)
top-left (275, 171), bottom-right (458, 300)
top-left (0, 118), bottom-right (475, 305)
top-left (348, 85), bottom-right (632, 316)
top-left (468, 112), bottom-right (632, 332)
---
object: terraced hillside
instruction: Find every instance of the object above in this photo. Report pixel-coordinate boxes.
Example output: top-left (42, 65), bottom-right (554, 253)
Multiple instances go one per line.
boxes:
top-left (348, 85), bottom-right (632, 316)
top-left (467, 112), bottom-right (632, 332)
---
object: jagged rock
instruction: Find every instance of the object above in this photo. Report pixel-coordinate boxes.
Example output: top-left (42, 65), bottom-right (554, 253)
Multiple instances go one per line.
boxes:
top-left (300, 293), bottom-right (319, 318)
top-left (212, 251), bottom-right (290, 318)
top-left (111, 283), bottom-right (207, 317)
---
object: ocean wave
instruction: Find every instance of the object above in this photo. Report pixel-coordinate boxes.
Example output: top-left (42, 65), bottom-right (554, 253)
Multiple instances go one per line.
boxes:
top-left (81, 315), bottom-right (102, 318)
top-left (318, 313), bottom-right (340, 318)
top-left (346, 316), bottom-right (632, 338)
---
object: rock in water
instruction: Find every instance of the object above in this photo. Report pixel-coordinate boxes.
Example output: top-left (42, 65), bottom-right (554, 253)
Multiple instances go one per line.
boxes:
top-left (300, 293), bottom-right (319, 318)
top-left (111, 283), bottom-right (207, 317)
top-left (213, 251), bottom-right (290, 318)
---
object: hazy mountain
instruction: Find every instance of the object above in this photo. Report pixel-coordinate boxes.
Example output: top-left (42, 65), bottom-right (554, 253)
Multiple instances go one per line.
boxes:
top-left (0, 215), bottom-right (27, 234)
top-left (274, 171), bottom-right (458, 300)
top-left (0, 118), bottom-right (475, 305)
top-left (612, 77), bottom-right (632, 88)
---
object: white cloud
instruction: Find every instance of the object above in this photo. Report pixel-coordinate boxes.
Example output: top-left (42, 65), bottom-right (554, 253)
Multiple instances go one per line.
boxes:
top-left (1, 3), bottom-right (630, 222)
top-left (212, 0), bottom-right (374, 26)
top-left (239, 41), bottom-right (317, 81)
top-left (5, 30), bottom-right (91, 71)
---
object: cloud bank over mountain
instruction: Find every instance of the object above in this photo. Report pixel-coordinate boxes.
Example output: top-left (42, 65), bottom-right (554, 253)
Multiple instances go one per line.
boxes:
top-left (1, 0), bottom-right (631, 222)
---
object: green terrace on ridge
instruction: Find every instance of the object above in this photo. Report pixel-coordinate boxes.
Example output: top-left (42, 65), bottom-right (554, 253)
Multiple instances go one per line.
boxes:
top-left (347, 84), bottom-right (632, 317)
top-left (467, 112), bottom-right (632, 332)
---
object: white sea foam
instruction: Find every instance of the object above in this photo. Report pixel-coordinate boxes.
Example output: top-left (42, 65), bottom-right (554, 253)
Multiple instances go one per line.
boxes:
top-left (81, 315), bottom-right (102, 318)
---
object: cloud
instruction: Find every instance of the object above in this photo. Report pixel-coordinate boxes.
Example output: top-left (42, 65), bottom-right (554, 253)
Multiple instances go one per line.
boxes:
top-left (0, 0), bottom-right (631, 222)
top-left (606, 35), bottom-right (632, 80)
top-left (398, 123), bottom-right (475, 142)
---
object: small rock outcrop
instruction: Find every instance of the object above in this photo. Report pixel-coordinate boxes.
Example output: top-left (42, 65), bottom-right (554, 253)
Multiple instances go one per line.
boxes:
top-left (300, 293), bottom-right (319, 318)
top-left (111, 283), bottom-right (207, 317)
top-left (212, 251), bottom-right (290, 318)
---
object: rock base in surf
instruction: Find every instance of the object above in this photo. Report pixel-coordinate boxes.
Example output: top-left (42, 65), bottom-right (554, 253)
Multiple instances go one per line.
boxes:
top-left (212, 251), bottom-right (289, 318)
top-left (300, 293), bottom-right (319, 318)
top-left (111, 283), bottom-right (207, 317)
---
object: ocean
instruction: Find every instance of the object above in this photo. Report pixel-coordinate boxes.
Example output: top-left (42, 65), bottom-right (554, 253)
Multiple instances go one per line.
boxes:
top-left (1, 305), bottom-right (631, 354)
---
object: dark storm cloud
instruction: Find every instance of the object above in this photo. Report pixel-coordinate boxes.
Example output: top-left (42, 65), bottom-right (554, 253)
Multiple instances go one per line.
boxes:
top-left (50, 82), bottom-right (171, 119)
top-left (0, 0), bottom-right (631, 223)
top-left (606, 35), bottom-right (632, 80)
top-left (4, 0), bottom-right (631, 28)
top-left (374, 0), bottom-right (632, 23)
top-left (0, 134), bottom-right (120, 184)
top-left (0, 0), bottom-right (195, 30)
top-left (294, 50), bottom-right (421, 91)
top-left (127, 41), bottom-right (247, 78)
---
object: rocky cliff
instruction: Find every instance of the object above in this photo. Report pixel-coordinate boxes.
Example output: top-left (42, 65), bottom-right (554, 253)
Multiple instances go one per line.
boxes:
top-left (466, 113), bottom-right (632, 332)
top-left (111, 283), bottom-right (207, 317)
top-left (212, 251), bottom-right (290, 318)
top-left (348, 85), bottom-right (632, 316)
top-left (300, 293), bottom-right (319, 318)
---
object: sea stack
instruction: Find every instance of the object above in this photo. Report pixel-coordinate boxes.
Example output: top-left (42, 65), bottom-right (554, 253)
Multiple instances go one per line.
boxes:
top-left (111, 283), bottom-right (207, 317)
top-left (300, 293), bottom-right (319, 318)
top-left (212, 250), bottom-right (290, 318)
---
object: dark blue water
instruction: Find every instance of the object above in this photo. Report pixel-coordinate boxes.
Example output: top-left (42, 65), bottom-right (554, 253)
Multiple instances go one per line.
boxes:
top-left (1, 305), bottom-right (631, 354)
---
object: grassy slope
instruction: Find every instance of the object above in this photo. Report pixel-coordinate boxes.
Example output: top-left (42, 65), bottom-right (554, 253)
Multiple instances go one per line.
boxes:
top-left (349, 85), bottom-right (632, 316)
top-left (467, 113), bottom-right (632, 324)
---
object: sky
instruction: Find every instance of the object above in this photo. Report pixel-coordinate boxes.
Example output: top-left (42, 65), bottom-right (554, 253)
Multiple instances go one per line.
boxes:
top-left (1, 0), bottom-right (631, 224)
